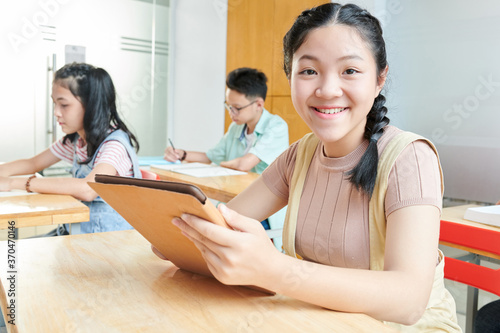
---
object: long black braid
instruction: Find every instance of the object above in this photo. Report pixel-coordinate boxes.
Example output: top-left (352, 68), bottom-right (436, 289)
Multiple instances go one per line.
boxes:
top-left (347, 94), bottom-right (390, 196)
top-left (283, 3), bottom-right (389, 197)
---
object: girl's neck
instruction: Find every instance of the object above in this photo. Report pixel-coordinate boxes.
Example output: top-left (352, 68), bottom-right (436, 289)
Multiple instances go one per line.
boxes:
top-left (77, 130), bottom-right (86, 143)
top-left (322, 130), bottom-right (366, 158)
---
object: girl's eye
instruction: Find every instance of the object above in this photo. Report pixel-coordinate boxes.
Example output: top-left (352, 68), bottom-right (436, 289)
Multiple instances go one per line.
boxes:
top-left (344, 68), bottom-right (358, 75)
top-left (299, 69), bottom-right (317, 75)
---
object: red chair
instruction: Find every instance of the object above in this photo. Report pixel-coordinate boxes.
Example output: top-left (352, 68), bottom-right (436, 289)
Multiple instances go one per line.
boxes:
top-left (140, 169), bottom-right (160, 180)
top-left (440, 219), bottom-right (500, 333)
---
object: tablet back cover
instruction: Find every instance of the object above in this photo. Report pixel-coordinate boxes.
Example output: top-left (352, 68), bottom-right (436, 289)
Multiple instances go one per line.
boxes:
top-left (89, 177), bottom-right (227, 277)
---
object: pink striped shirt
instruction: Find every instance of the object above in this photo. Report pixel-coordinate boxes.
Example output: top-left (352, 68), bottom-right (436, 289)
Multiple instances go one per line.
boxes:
top-left (50, 136), bottom-right (133, 177)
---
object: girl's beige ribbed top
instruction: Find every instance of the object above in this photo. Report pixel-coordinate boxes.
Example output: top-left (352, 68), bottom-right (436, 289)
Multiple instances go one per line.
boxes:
top-left (262, 126), bottom-right (442, 269)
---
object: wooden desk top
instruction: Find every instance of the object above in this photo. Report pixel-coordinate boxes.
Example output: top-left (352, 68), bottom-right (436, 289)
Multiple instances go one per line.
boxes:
top-left (0, 194), bottom-right (89, 229)
top-left (0, 230), bottom-right (394, 332)
top-left (440, 204), bottom-right (500, 260)
top-left (441, 204), bottom-right (500, 232)
top-left (151, 166), bottom-right (260, 202)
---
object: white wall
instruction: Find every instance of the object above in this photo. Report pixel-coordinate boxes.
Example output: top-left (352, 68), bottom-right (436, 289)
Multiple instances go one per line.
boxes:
top-left (168, 0), bottom-right (228, 152)
top-left (382, 0), bottom-right (500, 203)
top-left (0, 0), bottom-right (170, 160)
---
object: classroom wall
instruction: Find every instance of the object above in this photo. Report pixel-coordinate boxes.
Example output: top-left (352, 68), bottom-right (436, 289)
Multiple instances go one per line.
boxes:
top-left (0, 0), bottom-right (170, 160)
top-left (383, 0), bottom-right (500, 203)
top-left (168, 0), bottom-right (228, 152)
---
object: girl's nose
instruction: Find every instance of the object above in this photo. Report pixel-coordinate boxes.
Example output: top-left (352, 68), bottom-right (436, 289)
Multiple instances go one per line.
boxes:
top-left (53, 105), bottom-right (61, 117)
top-left (315, 75), bottom-right (343, 99)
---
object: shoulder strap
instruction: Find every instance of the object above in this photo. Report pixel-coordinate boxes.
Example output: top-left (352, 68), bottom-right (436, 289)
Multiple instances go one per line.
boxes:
top-left (90, 129), bottom-right (142, 179)
top-left (368, 132), bottom-right (444, 270)
top-left (282, 133), bottom-right (319, 258)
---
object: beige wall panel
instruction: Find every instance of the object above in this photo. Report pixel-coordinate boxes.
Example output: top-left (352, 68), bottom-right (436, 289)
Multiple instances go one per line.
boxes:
top-left (271, 0), bottom-right (327, 96)
top-left (272, 96), bottom-right (310, 145)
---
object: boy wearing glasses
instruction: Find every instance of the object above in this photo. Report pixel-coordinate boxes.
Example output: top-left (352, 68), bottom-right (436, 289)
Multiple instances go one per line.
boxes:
top-left (164, 67), bottom-right (289, 174)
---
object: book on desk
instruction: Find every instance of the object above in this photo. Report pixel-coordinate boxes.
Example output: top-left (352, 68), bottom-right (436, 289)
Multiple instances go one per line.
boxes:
top-left (463, 205), bottom-right (500, 227)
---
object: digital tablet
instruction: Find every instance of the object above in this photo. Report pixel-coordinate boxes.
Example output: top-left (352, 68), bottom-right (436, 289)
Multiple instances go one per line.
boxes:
top-left (89, 174), bottom-right (231, 275)
top-left (89, 174), bottom-right (274, 294)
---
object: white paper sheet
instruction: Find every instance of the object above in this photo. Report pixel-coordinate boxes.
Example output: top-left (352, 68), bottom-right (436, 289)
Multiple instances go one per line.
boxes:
top-left (151, 163), bottom-right (246, 177)
top-left (0, 190), bottom-right (36, 198)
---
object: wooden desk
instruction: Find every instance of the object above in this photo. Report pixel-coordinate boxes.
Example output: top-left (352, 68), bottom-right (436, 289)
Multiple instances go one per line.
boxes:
top-left (0, 194), bottom-right (89, 229)
top-left (0, 230), bottom-right (395, 332)
top-left (440, 204), bottom-right (500, 260)
top-left (151, 166), bottom-right (260, 202)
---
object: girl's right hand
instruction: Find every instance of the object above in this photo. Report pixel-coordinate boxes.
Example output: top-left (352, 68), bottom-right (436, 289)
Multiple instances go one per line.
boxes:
top-left (163, 146), bottom-right (182, 162)
top-left (172, 204), bottom-right (280, 288)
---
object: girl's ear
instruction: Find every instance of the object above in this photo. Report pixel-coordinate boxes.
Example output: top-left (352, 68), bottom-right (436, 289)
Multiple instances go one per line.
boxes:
top-left (376, 66), bottom-right (388, 94)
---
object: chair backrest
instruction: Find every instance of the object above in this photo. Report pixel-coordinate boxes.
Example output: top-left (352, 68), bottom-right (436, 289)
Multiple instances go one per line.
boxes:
top-left (440, 220), bottom-right (500, 296)
top-left (140, 169), bottom-right (160, 180)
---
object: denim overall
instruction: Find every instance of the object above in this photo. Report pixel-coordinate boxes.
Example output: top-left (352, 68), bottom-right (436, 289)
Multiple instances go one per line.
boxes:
top-left (69, 130), bottom-right (141, 234)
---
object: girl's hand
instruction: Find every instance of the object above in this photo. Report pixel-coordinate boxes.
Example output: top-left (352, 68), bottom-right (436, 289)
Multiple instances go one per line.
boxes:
top-left (173, 204), bottom-right (280, 287)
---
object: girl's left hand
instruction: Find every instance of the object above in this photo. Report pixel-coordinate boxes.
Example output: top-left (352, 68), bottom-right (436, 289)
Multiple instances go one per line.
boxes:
top-left (172, 204), bottom-right (280, 288)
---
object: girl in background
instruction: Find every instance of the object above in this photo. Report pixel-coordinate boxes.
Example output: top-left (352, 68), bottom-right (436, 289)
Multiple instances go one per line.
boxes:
top-left (161, 3), bottom-right (461, 331)
top-left (0, 62), bottom-right (141, 233)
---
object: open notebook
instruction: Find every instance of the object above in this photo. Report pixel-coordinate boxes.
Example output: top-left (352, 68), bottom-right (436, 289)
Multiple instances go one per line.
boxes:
top-left (89, 174), bottom-right (273, 295)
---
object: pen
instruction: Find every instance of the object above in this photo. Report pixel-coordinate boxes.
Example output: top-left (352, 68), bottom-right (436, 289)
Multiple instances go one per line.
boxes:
top-left (169, 138), bottom-right (181, 161)
top-left (168, 138), bottom-right (176, 151)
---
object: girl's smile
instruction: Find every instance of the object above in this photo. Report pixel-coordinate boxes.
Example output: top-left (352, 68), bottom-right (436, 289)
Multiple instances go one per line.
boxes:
top-left (311, 106), bottom-right (349, 119)
top-left (290, 24), bottom-right (387, 158)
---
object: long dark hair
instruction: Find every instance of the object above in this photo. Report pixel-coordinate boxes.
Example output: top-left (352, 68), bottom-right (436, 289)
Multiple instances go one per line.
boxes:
top-left (54, 62), bottom-right (139, 164)
top-left (283, 3), bottom-right (389, 197)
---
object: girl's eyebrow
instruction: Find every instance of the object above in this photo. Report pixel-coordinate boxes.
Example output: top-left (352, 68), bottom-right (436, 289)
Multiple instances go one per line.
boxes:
top-left (337, 54), bottom-right (364, 61)
top-left (297, 54), bottom-right (364, 62)
top-left (297, 54), bottom-right (319, 62)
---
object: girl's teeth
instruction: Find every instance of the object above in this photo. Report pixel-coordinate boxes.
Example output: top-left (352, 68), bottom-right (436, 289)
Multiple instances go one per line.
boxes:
top-left (315, 107), bottom-right (345, 114)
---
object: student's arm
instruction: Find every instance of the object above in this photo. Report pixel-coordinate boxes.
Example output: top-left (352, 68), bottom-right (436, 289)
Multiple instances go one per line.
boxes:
top-left (173, 191), bottom-right (439, 325)
top-left (227, 176), bottom-right (287, 220)
top-left (164, 146), bottom-right (211, 164)
top-left (220, 153), bottom-right (261, 172)
top-left (2, 162), bottom-right (118, 202)
top-left (0, 148), bottom-right (59, 177)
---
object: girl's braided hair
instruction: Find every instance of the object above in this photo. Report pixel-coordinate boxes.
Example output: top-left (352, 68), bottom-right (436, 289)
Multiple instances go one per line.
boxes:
top-left (283, 3), bottom-right (389, 196)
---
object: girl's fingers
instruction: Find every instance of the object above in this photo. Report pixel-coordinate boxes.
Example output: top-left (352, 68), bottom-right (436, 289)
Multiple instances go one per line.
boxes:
top-left (174, 213), bottom-right (239, 248)
top-left (151, 245), bottom-right (168, 260)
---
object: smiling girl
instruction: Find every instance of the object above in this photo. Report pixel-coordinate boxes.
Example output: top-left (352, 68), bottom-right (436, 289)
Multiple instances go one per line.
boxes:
top-left (155, 3), bottom-right (461, 331)
top-left (0, 63), bottom-right (141, 234)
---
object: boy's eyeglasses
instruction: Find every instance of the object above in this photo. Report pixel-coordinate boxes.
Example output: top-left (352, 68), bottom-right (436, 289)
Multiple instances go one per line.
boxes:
top-left (224, 100), bottom-right (257, 115)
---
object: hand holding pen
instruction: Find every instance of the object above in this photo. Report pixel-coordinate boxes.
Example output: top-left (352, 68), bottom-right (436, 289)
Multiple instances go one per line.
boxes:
top-left (164, 138), bottom-right (187, 162)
